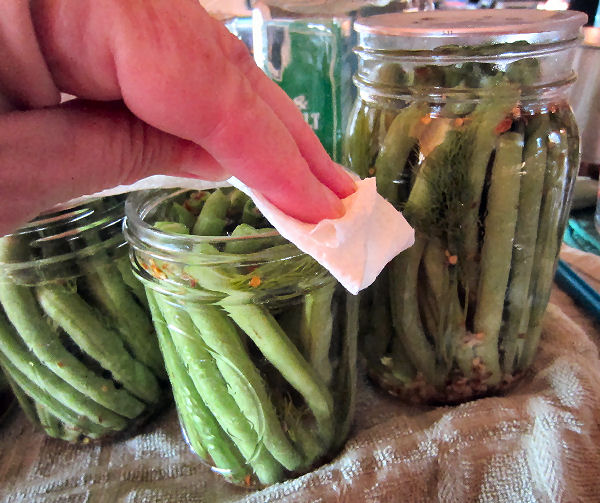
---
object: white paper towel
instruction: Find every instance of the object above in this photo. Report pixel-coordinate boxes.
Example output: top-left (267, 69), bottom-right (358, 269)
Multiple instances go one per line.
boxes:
top-left (228, 176), bottom-right (414, 294)
top-left (64, 174), bottom-right (414, 294)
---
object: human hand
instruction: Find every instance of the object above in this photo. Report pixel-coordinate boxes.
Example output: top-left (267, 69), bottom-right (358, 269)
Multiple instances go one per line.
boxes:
top-left (0, 0), bottom-right (356, 236)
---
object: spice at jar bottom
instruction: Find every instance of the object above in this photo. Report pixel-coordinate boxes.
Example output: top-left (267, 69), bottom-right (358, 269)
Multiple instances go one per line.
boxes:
top-left (345, 9), bottom-right (585, 405)
top-left (0, 196), bottom-right (169, 442)
top-left (125, 188), bottom-right (358, 488)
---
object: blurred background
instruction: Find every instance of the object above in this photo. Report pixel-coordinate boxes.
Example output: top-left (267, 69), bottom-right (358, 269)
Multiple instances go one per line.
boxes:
top-left (199, 0), bottom-right (599, 24)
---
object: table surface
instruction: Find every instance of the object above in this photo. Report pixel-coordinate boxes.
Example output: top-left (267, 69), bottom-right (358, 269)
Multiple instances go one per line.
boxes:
top-left (1, 248), bottom-right (600, 503)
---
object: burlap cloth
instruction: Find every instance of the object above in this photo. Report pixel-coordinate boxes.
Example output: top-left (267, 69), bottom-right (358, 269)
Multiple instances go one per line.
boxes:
top-left (1, 245), bottom-right (600, 503)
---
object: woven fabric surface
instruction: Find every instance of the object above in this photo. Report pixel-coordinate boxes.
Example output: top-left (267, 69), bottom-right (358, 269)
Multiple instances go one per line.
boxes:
top-left (1, 250), bottom-right (600, 503)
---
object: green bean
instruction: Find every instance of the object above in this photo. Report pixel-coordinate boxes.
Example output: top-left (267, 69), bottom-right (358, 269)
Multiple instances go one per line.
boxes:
top-left (297, 282), bottom-right (336, 386)
top-left (35, 402), bottom-right (63, 439)
top-left (169, 201), bottom-right (196, 231)
top-left (154, 221), bottom-right (190, 234)
top-left (242, 199), bottom-right (261, 227)
top-left (421, 238), bottom-right (449, 362)
top-left (115, 254), bottom-right (150, 311)
top-left (389, 237), bottom-right (439, 385)
top-left (223, 225), bottom-right (278, 255)
top-left (4, 373), bottom-right (37, 425)
top-left (344, 103), bottom-right (379, 178)
top-left (183, 190), bottom-right (209, 214)
top-left (444, 271), bottom-right (467, 376)
top-left (146, 289), bottom-right (249, 483)
top-left (552, 106), bottom-right (580, 233)
top-left (154, 295), bottom-right (284, 485)
top-left (81, 259), bottom-right (165, 379)
top-left (0, 281), bottom-right (139, 425)
top-left (501, 117), bottom-right (549, 374)
top-left (362, 270), bottom-right (393, 366)
top-left (185, 303), bottom-right (303, 471)
top-left (37, 283), bottom-right (162, 406)
top-left (374, 103), bottom-right (427, 205)
top-left (519, 127), bottom-right (569, 370)
top-left (473, 131), bottom-right (524, 385)
top-left (333, 293), bottom-right (359, 449)
top-left (225, 304), bottom-right (335, 445)
top-left (461, 89), bottom-right (520, 295)
top-left (192, 189), bottom-right (229, 236)
top-left (418, 280), bottom-right (440, 356)
top-left (0, 342), bottom-right (115, 436)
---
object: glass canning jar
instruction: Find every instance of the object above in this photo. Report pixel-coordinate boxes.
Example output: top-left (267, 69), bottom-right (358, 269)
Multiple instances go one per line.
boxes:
top-left (344, 9), bottom-right (586, 404)
top-left (124, 188), bottom-right (358, 488)
top-left (0, 196), bottom-right (169, 442)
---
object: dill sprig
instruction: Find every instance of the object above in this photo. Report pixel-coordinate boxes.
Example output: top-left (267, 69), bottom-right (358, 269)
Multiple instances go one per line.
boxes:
top-left (403, 127), bottom-right (474, 258)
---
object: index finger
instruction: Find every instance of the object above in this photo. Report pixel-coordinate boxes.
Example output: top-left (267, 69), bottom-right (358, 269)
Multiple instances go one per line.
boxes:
top-left (30, 0), bottom-right (356, 223)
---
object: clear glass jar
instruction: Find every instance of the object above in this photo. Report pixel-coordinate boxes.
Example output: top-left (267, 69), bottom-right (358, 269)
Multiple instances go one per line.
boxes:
top-left (0, 196), bottom-right (169, 442)
top-left (124, 188), bottom-right (358, 488)
top-left (344, 10), bottom-right (585, 404)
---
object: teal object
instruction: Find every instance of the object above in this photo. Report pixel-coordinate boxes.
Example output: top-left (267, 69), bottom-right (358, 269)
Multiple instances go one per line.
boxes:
top-left (564, 208), bottom-right (600, 256)
top-left (555, 259), bottom-right (600, 321)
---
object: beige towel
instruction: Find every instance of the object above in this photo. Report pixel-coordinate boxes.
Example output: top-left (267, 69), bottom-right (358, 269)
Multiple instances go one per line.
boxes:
top-left (1, 250), bottom-right (600, 502)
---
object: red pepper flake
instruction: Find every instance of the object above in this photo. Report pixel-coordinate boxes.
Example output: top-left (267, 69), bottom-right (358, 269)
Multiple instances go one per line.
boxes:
top-left (148, 259), bottom-right (167, 280)
top-left (420, 115), bottom-right (432, 125)
top-left (244, 474), bottom-right (252, 487)
top-left (494, 117), bottom-right (513, 134)
top-left (101, 385), bottom-right (109, 392)
top-left (444, 249), bottom-right (458, 265)
top-left (368, 168), bottom-right (376, 176)
top-left (57, 361), bottom-right (65, 368)
top-left (249, 276), bottom-right (261, 288)
top-left (181, 273), bottom-right (197, 288)
top-left (453, 118), bottom-right (464, 127)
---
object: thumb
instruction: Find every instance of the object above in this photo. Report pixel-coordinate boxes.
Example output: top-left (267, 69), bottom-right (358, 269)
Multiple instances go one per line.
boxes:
top-left (0, 100), bottom-right (226, 236)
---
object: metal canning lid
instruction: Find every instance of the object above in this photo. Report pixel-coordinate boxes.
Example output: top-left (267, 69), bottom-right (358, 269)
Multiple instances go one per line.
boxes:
top-left (355, 10), bottom-right (588, 50)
